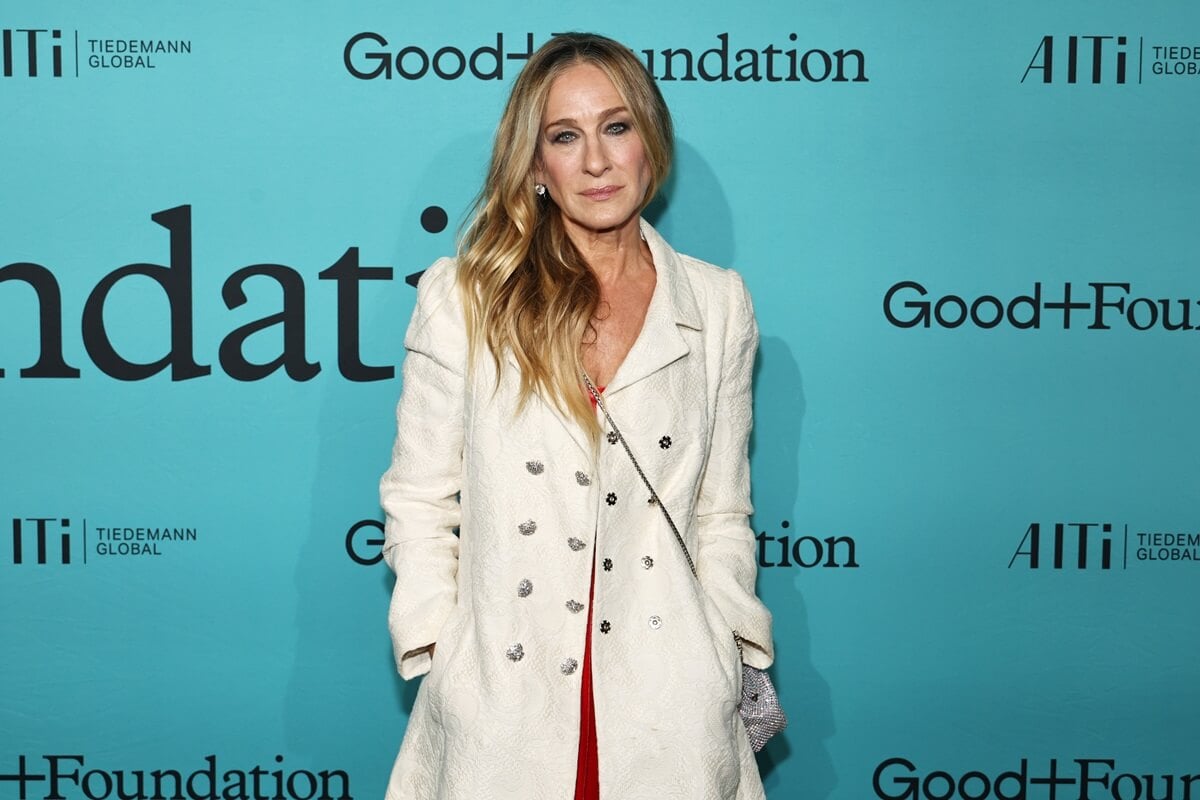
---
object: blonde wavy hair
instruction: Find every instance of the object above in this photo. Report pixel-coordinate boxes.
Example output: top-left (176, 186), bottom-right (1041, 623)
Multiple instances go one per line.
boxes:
top-left (456, 32), bottom-right (674, 443)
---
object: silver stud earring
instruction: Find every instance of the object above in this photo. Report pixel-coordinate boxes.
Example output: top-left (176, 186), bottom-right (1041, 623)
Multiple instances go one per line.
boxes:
top-left (535, 183), bottom-right (546, 196)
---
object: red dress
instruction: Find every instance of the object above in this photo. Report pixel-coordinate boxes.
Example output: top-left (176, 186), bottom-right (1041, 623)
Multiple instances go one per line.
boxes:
top-left (574, 387), bottom-right (603, 800)
top-left (574, 539), bottom-right (600, 798)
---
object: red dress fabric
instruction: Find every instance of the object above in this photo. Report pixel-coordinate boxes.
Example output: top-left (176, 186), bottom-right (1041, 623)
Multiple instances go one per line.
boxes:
top-left (574, 543), bottom-right (600, 798)
top-left (574, 387), bottom-right (604, 800)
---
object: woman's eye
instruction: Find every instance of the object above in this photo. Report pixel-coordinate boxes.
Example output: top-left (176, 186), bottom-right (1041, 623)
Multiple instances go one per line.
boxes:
top-left (551, 130), bottom-right (577, 144)
top-left (607, 121), bottom-right (630, 135)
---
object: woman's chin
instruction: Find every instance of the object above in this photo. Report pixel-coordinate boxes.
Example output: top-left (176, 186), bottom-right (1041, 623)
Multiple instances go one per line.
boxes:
top-left (561, 208), bottom-right (642, 238)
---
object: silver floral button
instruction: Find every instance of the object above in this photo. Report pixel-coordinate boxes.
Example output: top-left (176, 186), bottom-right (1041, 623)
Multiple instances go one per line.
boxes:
top-left (565, 599), bottom-right (584, 613)
top-left (560, 657), bottom-right (579, 675)
top-left (606, 431), bottom-right (619, 445)
top-left (567, 537), bottom-right (587, 551)
top-left (517, 578), bottom-right (533, 597)
top-left (641, 556), bottom-right (654, 569)
top-left (575, 471), bottom-right (591, 486)
top-left (506, 643), bottom-right (525, 661)
top-left (518, 520), bottom-right (537, 536)
top-left (648, 615), bottom-right (663, 630)
top-left (525, 460), bottom-right (544, 475)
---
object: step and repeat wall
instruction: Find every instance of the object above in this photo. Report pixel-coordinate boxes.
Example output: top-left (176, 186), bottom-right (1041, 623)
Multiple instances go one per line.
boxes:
top-left (2, 2), bottom-right (1197, 798)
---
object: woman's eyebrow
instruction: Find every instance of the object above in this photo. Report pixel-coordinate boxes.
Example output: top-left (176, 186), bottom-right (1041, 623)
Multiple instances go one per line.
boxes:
top-left (544, 106), bottom-right (629, 129)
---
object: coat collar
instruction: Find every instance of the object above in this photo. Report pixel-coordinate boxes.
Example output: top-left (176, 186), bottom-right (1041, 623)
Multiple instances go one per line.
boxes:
top-left (601, 218), bottom-right (702, 396)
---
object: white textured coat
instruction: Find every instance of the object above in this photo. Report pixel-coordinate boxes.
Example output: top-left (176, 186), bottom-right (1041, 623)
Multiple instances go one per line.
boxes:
top-left (380, 220), bottom-right (775, 800)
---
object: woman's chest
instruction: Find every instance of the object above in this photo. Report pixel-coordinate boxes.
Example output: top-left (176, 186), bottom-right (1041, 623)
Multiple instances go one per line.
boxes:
top-left (583, 276), bottom-right (657, 387)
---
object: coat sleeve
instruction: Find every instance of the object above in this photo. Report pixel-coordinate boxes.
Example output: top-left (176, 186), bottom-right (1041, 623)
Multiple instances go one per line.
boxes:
top-left (379, 258), bottom-right (465, 680)
top-left (694, 272), bottom-right (775, 670)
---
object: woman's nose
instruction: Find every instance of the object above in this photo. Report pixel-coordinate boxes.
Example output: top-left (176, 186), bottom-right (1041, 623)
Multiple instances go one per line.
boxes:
top-left (583, 138), bottom-right (610, 176)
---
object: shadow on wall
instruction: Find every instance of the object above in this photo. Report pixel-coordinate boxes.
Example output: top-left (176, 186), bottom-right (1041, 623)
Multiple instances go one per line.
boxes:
top-left (655, 139), bottom-right (838, 797)
top-left (645, 138), bottom-right (737, 268)
top-left (658, 141), bottom-right (837, 796)
top-left (749, 340), bottom-right (837, 798)
top-left (278, 132), bottom-right (484, 787)
top-left (278, 366), bottom-right (421, 787)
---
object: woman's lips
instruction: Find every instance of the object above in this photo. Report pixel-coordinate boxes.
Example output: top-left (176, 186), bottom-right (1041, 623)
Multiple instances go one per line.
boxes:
top-left (580, 185), bottom-right (621, 200)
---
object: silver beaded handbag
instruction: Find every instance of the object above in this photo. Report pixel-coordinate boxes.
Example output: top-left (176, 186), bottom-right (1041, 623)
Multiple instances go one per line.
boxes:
top-left (583, 374), bottom-right (788, 752)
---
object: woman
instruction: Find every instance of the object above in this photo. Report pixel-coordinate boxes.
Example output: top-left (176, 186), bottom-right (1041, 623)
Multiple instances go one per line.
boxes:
top-left (380, 32), bottom-right (775, 800)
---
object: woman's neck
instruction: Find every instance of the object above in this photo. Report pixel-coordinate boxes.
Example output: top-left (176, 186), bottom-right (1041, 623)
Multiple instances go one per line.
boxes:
top-left (563, 217), bottom-right (653, 286)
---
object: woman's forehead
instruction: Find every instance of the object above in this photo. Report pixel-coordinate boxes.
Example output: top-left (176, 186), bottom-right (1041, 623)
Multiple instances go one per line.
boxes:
top-left (542, 63), bottom-right (624, 123)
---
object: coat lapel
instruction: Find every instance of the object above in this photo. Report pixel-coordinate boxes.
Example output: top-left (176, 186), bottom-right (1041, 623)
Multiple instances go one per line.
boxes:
top-left (603, 219), bottom-right (703, 397)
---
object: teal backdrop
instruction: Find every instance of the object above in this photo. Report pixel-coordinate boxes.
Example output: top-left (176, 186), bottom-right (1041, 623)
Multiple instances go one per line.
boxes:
top-left (2, 2), bottom-right (1197, 799)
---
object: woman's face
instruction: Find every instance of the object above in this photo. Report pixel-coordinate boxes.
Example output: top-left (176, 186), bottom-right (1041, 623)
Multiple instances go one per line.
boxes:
top-left (535, 62), bottom-right (652, 238)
